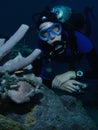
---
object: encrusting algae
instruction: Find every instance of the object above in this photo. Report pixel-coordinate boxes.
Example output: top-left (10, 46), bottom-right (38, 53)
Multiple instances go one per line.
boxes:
top-left (24, 108), bottom-right (37, 126)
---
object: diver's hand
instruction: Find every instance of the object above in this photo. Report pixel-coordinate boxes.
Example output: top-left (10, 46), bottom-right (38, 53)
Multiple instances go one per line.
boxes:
top-left (52, 71), bottom-right (76, 88)
top-left (59, 79), bottom-right (85, 93)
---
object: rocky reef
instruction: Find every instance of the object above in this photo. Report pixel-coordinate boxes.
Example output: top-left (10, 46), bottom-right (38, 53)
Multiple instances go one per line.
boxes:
top-left (0, 85), bottom-right (97, 130)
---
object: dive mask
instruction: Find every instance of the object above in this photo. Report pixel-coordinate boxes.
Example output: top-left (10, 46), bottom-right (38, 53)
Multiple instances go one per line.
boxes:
top-left (38, 23), bottom-right (62, 41)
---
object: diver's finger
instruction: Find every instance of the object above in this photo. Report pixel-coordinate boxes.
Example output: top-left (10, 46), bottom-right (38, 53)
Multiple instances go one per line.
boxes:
top-left (52, 78), bottom-right (58, 88)
top-left (61, 84), bottom-right (77, 93)
top-left (70, 84), bottom-right (80, 90)
top-left (72, 80), bottom-right (88, 88)
top-left (64, 88), bottom-right (73, 93)
top-left (52, 78), bottom-right (61, 88)
top-left (67, 85), bottom-right (79, 92)
top-left (72, 80), bottom-right (82, 85)
top-left (63, 86), bottom-right (76, 93)
top-left (72, 80), bottom-right (84, 85)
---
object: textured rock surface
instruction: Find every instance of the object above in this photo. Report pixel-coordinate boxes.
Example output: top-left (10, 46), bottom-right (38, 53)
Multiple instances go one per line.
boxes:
top-left (0, 114), bottom-right (26, 130)
top-left (0, 85), bottom-right (97, 130)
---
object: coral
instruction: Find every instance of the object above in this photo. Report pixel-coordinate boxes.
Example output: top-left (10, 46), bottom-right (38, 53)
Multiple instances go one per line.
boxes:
top-left (0, 24), bottom-right (42, 104)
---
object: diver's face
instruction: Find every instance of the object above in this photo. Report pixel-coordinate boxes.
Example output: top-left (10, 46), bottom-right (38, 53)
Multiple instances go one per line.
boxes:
top-left (39, 22), bottom-right (62, 45)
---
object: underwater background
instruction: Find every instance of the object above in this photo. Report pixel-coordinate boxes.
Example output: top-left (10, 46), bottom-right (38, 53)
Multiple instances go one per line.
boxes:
top-left (0, 0), bottom-right (98, 129)
top-left (0, 0), bottom-right (98, 52)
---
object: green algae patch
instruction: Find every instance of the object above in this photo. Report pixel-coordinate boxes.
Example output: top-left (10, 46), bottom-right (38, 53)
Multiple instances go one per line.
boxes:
top-left (24, 111), bottom-right (36, 126)
top-left (0, 114), bottom-right (26, 130)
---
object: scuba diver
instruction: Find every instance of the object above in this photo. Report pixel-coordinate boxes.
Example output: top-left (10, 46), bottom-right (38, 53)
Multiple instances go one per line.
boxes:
top-left (32, 7), bottom-right (98, 94)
